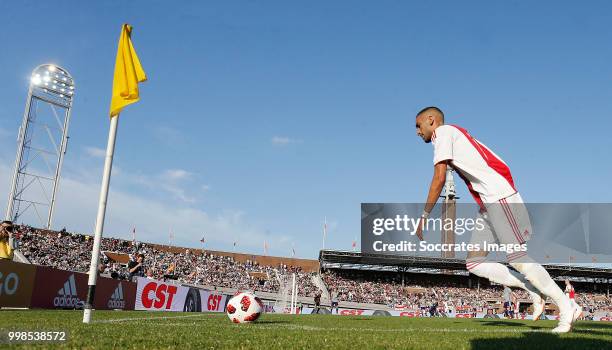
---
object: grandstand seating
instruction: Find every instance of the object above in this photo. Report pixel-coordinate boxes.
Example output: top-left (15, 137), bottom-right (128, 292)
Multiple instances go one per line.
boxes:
top-left (13, 225), bottom-right (612, 316)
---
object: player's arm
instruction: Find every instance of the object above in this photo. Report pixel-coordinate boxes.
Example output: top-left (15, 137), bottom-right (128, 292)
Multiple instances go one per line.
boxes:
top-left (415, 161), bottom-right (447, 240)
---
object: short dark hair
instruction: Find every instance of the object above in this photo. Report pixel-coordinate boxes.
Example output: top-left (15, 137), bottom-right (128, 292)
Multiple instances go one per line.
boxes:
top-left (416, 106), bottom-right (444, 122)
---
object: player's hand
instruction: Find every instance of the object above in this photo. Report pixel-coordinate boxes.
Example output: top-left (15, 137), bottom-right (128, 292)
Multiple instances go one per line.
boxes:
top-left (415, 217), bottom-right (425, 241)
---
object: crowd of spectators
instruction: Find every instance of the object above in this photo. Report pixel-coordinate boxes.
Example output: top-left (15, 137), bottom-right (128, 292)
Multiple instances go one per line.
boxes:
top-left (12, 225), bottom-right (612, 316)
top-left (323, 269), bottom-right (612, 315)
top-left (15, 225), bottom-right (320, 297)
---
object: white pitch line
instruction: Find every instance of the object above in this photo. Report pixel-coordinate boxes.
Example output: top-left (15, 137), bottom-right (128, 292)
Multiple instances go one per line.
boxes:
top-left (94, 313), bottom-right (216, 324)
top-left (253, 324), bottom-right (605, 334)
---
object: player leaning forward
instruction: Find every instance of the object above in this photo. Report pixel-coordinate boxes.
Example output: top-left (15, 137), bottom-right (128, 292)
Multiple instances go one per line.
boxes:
top-left (414, 107), bottom-right (581, 333)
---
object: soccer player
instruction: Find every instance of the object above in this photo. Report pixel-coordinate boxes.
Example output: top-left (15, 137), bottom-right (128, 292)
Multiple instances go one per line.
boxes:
top-left (503, 287), bottom-right (512, 318)
top-left (565, 280), bottom-right (581, 317)
top-left (414, 106), bottom-right (581, 333)
top-left (511, 290), bottom-right (520, 319)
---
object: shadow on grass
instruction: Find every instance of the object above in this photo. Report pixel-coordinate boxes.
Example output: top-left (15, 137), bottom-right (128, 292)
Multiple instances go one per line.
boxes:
top-left (573, 321), bottom-right (612, 330)
top-left (572, 329), bottom-right (612, 337)
top-left (472, 332), bottom-right (612, 350)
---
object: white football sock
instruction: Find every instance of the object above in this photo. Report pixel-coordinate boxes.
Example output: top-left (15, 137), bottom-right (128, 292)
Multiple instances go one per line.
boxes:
top-left (508, 258), bottom-right (571, 317)
top-left (466, 258), bottom-right (540, 298)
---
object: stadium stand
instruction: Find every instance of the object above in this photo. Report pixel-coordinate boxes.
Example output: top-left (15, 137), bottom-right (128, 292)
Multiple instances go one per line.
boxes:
top-left (15, 225), bottom-right (321, 298)
top-left (11, 225), bottom-right (612, 318)
top-left (319, 250), bottom-right (612, 317)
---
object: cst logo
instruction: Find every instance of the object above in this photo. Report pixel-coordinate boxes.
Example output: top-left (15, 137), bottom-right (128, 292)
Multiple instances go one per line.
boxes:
top-left (0, 272), bottom-right (19, 296)
top-left (141, 282), bottom-right (178, 309)
top-left (207, 294), bottom-right (223, 311)
top-left (339, 309), bottom-right (364, 316)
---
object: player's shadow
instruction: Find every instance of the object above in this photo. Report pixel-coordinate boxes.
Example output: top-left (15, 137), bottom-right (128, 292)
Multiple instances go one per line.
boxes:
top-left (574, 322), bottom-right (612, 329)
top-left (471, 332), bottom-right (612, 350)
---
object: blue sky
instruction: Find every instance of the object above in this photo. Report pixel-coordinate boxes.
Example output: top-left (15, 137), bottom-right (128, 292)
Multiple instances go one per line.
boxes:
top-left (1, 1), bottom-right (611, 259)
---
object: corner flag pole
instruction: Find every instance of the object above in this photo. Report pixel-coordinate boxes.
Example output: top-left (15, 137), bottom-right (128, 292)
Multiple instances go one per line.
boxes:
top-left (83, 115), bottom-right (119, 323)
top-left (82, 23), bottom-right (146, 324)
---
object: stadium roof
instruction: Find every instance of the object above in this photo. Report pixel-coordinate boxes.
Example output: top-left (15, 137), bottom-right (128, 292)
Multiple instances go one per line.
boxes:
top-left (319, 250), bottom-right (612, 280)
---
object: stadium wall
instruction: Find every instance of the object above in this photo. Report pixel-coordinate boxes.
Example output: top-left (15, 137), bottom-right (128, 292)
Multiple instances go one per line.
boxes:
top-left (0, 260), bottom-right (227, 313)
top-left (3, 260), bottom-right (611, 322)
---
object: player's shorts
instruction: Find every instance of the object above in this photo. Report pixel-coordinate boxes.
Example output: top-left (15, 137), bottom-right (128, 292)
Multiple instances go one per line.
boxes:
top-left (331, 302), bottom-right (338, 307)
top-left (470, 192), bottom-right (532, 259)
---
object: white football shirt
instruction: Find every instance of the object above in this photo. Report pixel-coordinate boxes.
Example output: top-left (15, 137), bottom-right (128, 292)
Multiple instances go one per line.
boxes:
top-left (432, 124), bottom-right (517, 205)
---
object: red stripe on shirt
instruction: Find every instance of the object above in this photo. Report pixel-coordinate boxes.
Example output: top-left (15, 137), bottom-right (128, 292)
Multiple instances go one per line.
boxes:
top-left (450, 125), bottom-right (516, 191)
top-left (507, 251), bottom-right (527, 262)
top-left (454, 168), bottom-right (485, 211)
top-left (466, 261), bottom-right (484, 270)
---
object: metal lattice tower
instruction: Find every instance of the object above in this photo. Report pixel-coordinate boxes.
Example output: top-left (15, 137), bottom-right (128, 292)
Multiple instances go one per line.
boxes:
top-left (441, 168), bottom-right (458, 259)
top-left (5, 64), bottom-right (75, 228)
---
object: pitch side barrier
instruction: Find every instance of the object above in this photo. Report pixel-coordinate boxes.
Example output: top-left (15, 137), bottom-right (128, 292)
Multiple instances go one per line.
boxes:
top-left (3, 261), bottom-right (610, 321)
top-left (0, 260), bottom-right (227, 313)
top-left (0, 260), bottom-right (136, 310)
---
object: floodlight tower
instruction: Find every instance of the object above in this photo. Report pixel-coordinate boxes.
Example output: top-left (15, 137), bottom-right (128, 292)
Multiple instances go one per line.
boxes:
top-left (5, 64), bottom-right (75, 229)
top-left (440, 168), bottom-right (458, 259)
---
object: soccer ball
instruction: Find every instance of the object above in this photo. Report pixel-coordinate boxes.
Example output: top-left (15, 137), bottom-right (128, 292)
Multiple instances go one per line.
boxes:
top-left (226, 292), bottom-right (263, 323)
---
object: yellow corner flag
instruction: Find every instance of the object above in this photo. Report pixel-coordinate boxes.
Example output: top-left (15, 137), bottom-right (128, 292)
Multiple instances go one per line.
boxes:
top-left (109, 24), bottom-right (147, 118)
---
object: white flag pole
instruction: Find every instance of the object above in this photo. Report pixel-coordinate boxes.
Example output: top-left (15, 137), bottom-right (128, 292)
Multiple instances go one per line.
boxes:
top-left (83, 115), bottom-right (119, 324)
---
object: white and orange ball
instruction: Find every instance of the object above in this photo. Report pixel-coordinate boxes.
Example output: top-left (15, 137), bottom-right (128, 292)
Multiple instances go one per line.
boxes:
top-left (226, 292), bottom-right (263, 323)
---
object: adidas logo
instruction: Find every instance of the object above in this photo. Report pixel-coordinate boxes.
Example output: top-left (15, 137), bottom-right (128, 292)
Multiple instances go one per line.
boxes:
top-left (53, 274), bottom-right (84, 309)
top-left (108, 283), bottom-right (125, 309)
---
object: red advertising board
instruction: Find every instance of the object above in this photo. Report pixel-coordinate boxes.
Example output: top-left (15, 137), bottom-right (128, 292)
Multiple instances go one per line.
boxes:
top-left (30, 266), bottom-right (88, 309)
top-left (0, 260), bottom-right (37, 308)
top-left (399, 312), bottom-right (419, 317)
top-left (29, 266), bottom-right (137, 310)
top-left (93, 277), bottom-right (136, 310)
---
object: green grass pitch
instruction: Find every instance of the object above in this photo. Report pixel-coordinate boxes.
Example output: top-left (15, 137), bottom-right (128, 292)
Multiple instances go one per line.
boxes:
top-left (1, 310), bottom-right (611, 349)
